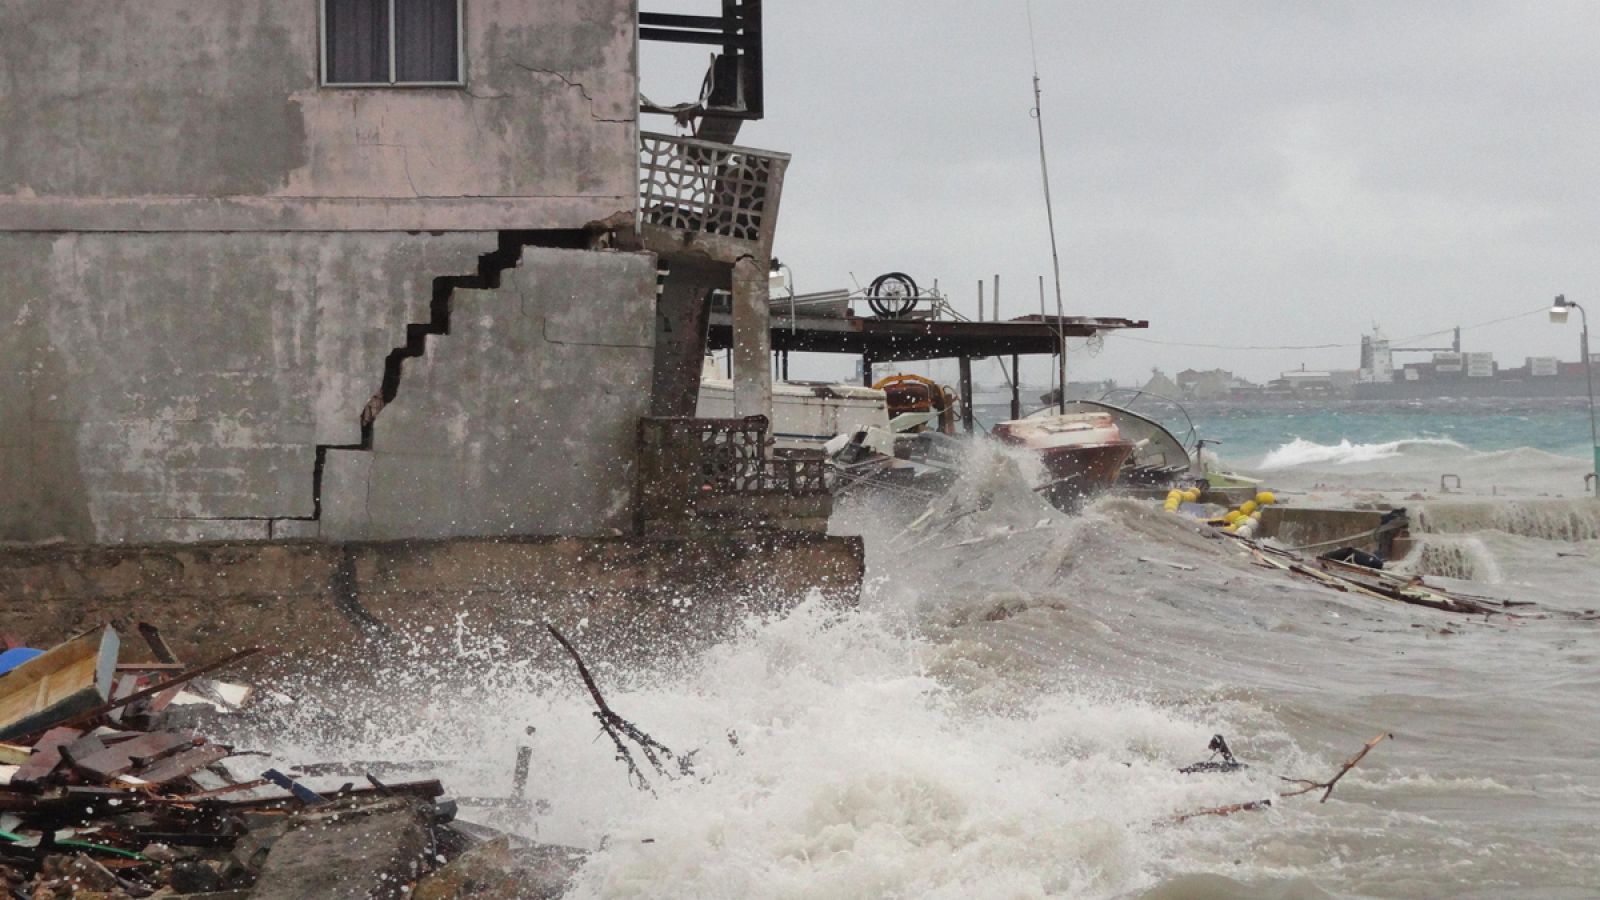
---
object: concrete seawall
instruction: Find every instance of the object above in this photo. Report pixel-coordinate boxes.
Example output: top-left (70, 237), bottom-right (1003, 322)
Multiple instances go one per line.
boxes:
top-left (0, 533), bottom-right (863, 676)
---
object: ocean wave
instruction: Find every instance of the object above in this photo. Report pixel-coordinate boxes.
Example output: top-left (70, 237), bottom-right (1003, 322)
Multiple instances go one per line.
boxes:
top-left (1257, 437), bottom-right (1467, 470)
top-left (1417, 499), bottom-right (1600, 542)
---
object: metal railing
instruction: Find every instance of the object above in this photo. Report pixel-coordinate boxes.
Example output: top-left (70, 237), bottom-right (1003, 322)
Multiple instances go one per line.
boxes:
top-left (639, 132), bottom-right (790, 258)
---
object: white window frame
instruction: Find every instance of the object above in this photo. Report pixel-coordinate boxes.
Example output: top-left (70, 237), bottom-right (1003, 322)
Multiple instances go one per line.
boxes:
top-left (319, 0), bottom-right (466, 88)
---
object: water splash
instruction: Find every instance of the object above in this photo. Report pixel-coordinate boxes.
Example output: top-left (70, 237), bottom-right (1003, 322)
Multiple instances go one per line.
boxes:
top-left (1258, 437), bottom-right (1466, 470)
top-left (1417, 499), bottom-right (1600, 542)
top-left (1390, 535), bottom-right (1503, 583)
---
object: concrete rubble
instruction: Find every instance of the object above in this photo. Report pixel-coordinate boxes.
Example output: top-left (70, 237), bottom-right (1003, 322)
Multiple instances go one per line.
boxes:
top-left (0, 625), bottom-right (582, 899)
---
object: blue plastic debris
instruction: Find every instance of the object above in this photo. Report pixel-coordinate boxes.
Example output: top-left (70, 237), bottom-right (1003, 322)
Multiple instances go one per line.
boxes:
top-left (0, 647), bottom-right (44, 677)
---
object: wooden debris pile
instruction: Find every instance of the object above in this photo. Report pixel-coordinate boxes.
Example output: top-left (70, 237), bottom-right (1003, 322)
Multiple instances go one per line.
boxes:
top-left (1230, 533), bottom-right (1599, 620)
top-left (0, 624), bottom-right (582, 899)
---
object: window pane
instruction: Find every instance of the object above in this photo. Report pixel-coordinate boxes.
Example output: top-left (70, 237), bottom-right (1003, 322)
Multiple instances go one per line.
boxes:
top-left (395, 0), bottom-right (459, 83)
top-left (326, 0), bottom-right (389, 84)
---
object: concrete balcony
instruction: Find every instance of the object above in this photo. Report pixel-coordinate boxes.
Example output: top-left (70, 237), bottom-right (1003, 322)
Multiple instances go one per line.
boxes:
top-left (638, 132), bottom-right (789, 264)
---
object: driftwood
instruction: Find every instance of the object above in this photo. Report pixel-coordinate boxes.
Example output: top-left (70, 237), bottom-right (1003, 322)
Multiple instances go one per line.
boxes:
top-left (545, 625), bottom-right (684, 793)
top-left (1278, 732), bottom-right (1392, 802)
top-left (1169, 732), bottom-right (1393, 823)
top-left (1171, 799), bottom-right (1271, 824)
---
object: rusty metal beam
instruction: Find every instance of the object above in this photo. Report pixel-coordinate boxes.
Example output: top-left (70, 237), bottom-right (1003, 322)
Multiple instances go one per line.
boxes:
top-left (707, 312), bottom-right (1147, 363)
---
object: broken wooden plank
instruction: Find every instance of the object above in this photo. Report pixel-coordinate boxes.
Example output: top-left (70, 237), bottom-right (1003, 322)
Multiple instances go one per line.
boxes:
top-left (1138, 556), bottom-right (1197, 571)
top-left (9, 726), bottom-right (84, 786)
top-left (139, 622), bottom-right (237, 710)
top-left (22, 646), bottom-right (267, 739)
top-left (65, 731), bottom-right (199, 782)
top-left (128, 744), bottom-right (233, 787)
top-left (0, 628), bottom-right (120, 741)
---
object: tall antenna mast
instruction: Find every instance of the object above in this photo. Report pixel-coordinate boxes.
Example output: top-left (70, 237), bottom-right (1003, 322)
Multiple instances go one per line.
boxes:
top-left (1027, 2), bottom-right (1068, 412)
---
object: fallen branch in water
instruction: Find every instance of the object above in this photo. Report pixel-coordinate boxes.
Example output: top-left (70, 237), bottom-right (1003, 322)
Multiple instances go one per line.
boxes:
top-left (1167, 731), bottom-right (1394, 824)
top-left (1170, 798), bottom-right (1271, 824)
top-left (546, 624), bottom-right (685, 793)
top-left (1278, 731), bottom-right (1392, 803)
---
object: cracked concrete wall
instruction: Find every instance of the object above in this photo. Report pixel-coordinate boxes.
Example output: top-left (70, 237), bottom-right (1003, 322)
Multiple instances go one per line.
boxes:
top-left (320, 246), bottom-right (657, 540)
top-left (0, 2), bottom-right (652, 544)
top-left (0, 0), bottom-right (639, 230)
top-left (0, 232), bottom-right (497, 543)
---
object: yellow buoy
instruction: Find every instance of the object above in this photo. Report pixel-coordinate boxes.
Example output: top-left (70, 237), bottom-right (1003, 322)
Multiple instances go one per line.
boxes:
top-left (1183, 489), bottom-right (1201, 503)
top-left (1239, 500), bottom-right (1258, 516)
top-left (1224, 510), bottom-right (1243, 524)
top-left (1256, 491), bottom-right (1276, 506)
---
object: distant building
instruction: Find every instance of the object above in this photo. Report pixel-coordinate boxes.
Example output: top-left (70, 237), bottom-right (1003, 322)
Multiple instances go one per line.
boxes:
top-left (1141, 369), bottom-right (1182, 398)
top-left (1175, 368), bottom-right (1259, 400)
top-left (1268, 367), bottom-right (1335, 397)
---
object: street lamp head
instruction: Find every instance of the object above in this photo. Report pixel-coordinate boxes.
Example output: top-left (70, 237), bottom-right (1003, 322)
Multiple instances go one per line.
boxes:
top-left (1551, 294), bottom-right (1572, 324)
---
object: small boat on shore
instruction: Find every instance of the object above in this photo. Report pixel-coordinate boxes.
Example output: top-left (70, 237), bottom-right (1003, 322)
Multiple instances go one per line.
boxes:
top-left (991, 411), bottom-right (1138, 506)
top-left (0, 627), bottom-right (119, 741)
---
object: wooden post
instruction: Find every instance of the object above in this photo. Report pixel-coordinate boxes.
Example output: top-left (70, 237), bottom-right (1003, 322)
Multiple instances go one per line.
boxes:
top-left (1010, 354), bottom-right (1021, 419)
top-left (959, 356), bottom-right (975, 433)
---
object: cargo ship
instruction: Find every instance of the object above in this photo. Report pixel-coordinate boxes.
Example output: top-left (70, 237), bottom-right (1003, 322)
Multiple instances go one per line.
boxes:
top-left (1349, 327), bottom-right (1596, 400)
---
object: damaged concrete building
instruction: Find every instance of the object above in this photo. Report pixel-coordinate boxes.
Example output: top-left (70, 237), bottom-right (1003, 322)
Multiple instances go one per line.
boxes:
top-left (2, 0), bottom-right (789, 543)
top-left (1, 1), bottom-right (856, 651)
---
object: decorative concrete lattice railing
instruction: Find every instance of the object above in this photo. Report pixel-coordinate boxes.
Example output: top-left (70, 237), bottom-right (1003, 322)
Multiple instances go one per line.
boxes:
top-left (636, 415), bottom-right (830, 535)
top-left (639, 132), bottom-right (790, 262)
top-left (638, 416), bottom-right (825, 496)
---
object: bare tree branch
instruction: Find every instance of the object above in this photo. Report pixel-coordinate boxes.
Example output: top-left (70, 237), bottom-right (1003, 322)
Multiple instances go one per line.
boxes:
top-left (1278, 732), bottom-right (1393, 803)
top-left (546, 624), bottom-right (682, 793)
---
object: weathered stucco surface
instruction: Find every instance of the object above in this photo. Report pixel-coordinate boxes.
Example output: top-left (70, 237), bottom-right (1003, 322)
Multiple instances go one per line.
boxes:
top-left (0, 232), bottom-right (498, 542)
top-left (0, 0), bottom-right (638, 230)
top-left (320, 247), bottom-right (657, 540)
top-left (0, 533), bottom-right (865, 675)
top-left (0, 0), bottom-right (663, 545)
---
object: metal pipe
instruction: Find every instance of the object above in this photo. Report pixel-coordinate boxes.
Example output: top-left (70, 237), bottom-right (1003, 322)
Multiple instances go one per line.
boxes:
top-left (1553, 295), bottom-right (1598, 497)
top-left (1027, 4), bottom-right (1068, 412)
top-left (1582, 303), bottom-right (1598, 497)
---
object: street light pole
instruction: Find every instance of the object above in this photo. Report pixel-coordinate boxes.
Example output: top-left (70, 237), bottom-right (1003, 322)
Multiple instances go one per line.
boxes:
top-left (1551, 295), bottom-right (1599, 498)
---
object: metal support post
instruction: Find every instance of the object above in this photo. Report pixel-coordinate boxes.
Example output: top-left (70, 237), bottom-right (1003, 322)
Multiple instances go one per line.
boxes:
top-left (1010, 354), bottom-right (1021, 419)
top-left (959, 356), bottom-right (975, 433)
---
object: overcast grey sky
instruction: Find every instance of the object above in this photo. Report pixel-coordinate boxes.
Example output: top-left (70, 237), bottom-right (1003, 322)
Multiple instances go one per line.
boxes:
top-left (644, 1), bottom-right (1600, 387)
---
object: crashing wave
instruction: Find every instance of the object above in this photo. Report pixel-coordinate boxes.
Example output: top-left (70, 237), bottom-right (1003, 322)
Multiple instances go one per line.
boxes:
top-left (1417, 500), bottom-right (1600, 542)
top-left (1257, 437), bottom-right (1466, 470)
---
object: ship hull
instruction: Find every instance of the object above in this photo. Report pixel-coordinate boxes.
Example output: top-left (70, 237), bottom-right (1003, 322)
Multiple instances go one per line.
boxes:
top-left (992, 413), bottom-right (1138, 510)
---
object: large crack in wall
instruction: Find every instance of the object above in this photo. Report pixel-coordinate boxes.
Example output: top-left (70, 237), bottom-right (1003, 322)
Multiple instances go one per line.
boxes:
top-left (290, 229), bottom-right (593, 531)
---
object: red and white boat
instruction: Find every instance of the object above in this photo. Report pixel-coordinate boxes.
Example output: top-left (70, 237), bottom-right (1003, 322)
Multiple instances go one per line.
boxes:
top-left (990, 411), bottom-right (1137, 507)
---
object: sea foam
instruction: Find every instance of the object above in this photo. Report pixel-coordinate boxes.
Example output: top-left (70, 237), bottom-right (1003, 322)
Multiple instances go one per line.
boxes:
top-left (1257, 437), bottom-right (1466, 470)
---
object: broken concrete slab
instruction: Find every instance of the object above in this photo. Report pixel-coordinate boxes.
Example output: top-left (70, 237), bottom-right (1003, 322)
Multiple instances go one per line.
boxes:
top-left (250, 797), bottom-right (434, 900)
top-left (412, 835), bottom-right (587, 900)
